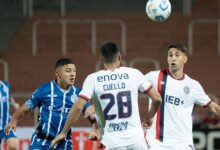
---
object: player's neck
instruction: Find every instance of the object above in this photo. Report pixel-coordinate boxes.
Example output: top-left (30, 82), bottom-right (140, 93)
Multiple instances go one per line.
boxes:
top-left (57, 80), bottom-right (70, 90)
top-left (104, 63), bottom-right (120, 71)
top-left (168, 68), bottom-right (184, 80)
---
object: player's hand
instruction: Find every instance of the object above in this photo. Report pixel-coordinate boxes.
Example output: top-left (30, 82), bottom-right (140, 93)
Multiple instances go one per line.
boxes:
top-left (4, 123), bottom-right (17, 135)
top-left (84, 105), bottom-right (95, 118)
top-left (88, 130), bottom-right (100, 141)
top-left (50, 132), bottom-right (66, 148)
top-left (14, 103), bottom-right (20, 110)
top-left (142, 119), bottom-right (153, 129)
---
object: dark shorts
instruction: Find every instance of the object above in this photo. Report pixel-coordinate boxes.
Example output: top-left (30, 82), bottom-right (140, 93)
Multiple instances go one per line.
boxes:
top-left (0, 129), bottom-right (17, 144)
top-left (30, 136), bottom-right (72, 150)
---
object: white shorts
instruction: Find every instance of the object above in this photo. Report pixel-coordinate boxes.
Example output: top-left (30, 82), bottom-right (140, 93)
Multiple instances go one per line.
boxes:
top-left (101, 139), bottom-right (149, 150)
top-left (148, 139), bottom-right (195, 150)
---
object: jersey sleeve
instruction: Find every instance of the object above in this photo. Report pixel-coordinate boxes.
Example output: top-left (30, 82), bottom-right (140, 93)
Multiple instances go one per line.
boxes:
top-left (136, 70), bottom-right (152, 93)
top-left (4, 81), bottom-right (11, 95)
top-left (144, 71), bottom-right (155, 84)
top-left (194, 81), bottom-right (211, 107)
top-left (78, 74), bottom-right (95, 101)
top-left (25, 85), bottom-right (44, 110)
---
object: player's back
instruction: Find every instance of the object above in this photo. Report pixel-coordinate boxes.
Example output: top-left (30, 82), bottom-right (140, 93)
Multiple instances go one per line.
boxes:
top-left (90, 67), bottom-right (151, 148)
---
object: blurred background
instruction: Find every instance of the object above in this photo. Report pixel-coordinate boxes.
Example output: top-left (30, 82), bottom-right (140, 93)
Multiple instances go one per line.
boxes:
top-left (0, 0), bottom-right (220, 149)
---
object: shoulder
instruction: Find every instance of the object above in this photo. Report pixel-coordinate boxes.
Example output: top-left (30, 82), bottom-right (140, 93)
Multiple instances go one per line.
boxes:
top-left (35, 81), bottom-right (52, 93)
top-left (32, 81), bottom-right (55, 97)
top-left (184, 75), bottom-right (200, 86)
top-left (86, 72), bottom-right (98, 79)
top-left (39, 81), bottom-right (52, 88)
top-left (72, 85), bottom-right (81, 94)
top-left (82, 72), bottom-right (98, 86)
top-left (184, 75), bottom-right (205, 91)
top-left (145, 70), bottom-right (161, 78)
top-left (85, 70), bottom-right (108, 81)
top-left (120, 67), bottom-right (142, 75)
top-left (73, 85), bottom-right (81, 90)
top-left (0, 80), bottom-right (10, 87)
top-left (146, 70), bottom-right (160, 75)
top-left (121, 66), bottom-right (138, 71)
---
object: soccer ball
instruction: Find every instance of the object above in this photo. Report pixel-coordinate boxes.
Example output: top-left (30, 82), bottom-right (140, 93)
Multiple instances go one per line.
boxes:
top-left (146, 0), bottom-right (171, 22)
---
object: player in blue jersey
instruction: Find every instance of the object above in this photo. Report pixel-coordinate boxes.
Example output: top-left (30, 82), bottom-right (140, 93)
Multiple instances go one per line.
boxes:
top-left (0, 81), bottom-right (20, 150)
top-left (5, 58), bottom-right (98, 149)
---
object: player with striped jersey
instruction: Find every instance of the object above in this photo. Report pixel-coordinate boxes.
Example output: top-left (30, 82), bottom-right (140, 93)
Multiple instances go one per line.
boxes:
top-left (144, 43), bottom-right (220, 150)
top-left (50, 41), bottom-right (162, 150)
top-left (5, 58), bottom-right (97, 149)
top-left (0, 81), bottom-right (19, 150)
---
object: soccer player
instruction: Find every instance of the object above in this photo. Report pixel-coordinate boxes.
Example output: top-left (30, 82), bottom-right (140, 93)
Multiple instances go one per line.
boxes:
top-left (50, 41), bottom-right (162, 149)
top-left (4, 58), bottom-right (97, 149)
top-left (144, 43), bottom-right (220, 150)
top-left (0, 81), bottom-right (19, 150)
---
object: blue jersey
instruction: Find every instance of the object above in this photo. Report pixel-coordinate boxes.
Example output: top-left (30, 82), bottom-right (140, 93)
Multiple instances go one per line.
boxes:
top-left (25, 80), bottom-right (90, 149)
top-left (0, 81), bottom-right (11, 130)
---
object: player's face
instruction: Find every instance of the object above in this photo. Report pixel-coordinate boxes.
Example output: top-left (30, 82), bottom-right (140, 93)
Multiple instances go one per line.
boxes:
top-left (167, 48), bottom-right (187, 72)
top-left (57, 64), bottom-right (76, 89)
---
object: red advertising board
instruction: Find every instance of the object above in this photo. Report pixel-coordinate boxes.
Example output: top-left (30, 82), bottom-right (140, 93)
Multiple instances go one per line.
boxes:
top-left (2, 127), bottom-right (99, 150)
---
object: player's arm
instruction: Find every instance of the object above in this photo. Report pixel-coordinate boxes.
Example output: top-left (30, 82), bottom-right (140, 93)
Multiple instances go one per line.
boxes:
top-left (88, 119), bottom-right (99, 141)
top-left (146, 87), bottom-right (162, 124)
top-left (10, 97), bottom-right (20, 110)
top-left (85, 105), bottom-right (100, 141)
top-left (194, 82), bottom-right (220, 118)
top-left (208, 101), bottom-right (220, 118)
top-left (50, 97), bottom-right (87, 148)
top-left (4, 104), bottom-right (31, 134)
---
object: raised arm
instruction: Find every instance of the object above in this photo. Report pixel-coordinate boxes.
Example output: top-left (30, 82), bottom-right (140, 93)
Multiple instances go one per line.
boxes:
top-left (5, 104), bottom-right (31, 134)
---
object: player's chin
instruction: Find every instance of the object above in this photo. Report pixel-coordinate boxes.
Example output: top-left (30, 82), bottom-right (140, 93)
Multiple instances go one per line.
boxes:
top-left (68, 79), bottom-right (75, 84)
top-left (170, 65), bottom-right (177, 71)
top-left (67, 81), bottom-right (74, 86)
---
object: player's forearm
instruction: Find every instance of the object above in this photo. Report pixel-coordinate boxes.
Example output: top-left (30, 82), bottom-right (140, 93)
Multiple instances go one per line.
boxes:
top-left (146, 99), bottom-right (161, 121)
top-left (92, 122), bottom-right (100, 140)
top-left (62, 107), bottom-right (82, 134)
top-left (210, 102), bottom-right (220, 118)
top-left (10, 98), bottom-right (19, 109)
top-left (87, 112), bottom-right (99, 137)
top-left (11, 105), bottom-right (30, 125)
top-left (146, 87), bottom-right (162, 121)
top-left (87, 112), bottom-right (96, 124)
top-left (91, 119), bottom-right (99, 131)
top-left (62, 98), bottom-right (86, 135)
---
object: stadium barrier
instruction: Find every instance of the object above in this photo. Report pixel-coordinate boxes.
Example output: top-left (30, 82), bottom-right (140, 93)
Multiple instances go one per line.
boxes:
top-left (32, 19), bottom-right (126, 56)
top-left (1, 127), bottom-right (220, 150)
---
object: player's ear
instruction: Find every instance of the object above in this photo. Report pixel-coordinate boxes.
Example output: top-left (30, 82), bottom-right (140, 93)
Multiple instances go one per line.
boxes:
top-left (100, 57), bottom-right (103, 63)
top-left (55, 71), bottom-right (59, 78)
top-left (55, 68), bottom-right (60, 78)
top-left (183, 55), bottom-right (188, 64)
top-left (184, 55), bottom-right (188, 63)
top-left (118, 54), bottom-right (121, 62)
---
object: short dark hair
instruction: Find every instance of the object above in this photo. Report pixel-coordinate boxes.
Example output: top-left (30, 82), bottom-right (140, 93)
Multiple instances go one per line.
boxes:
top-left (168, 43), bottom-right (188, 56)
top-left (100, 41), bottom-right (120, 63)
top-left (55, 58), bottom-right (74, 69)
